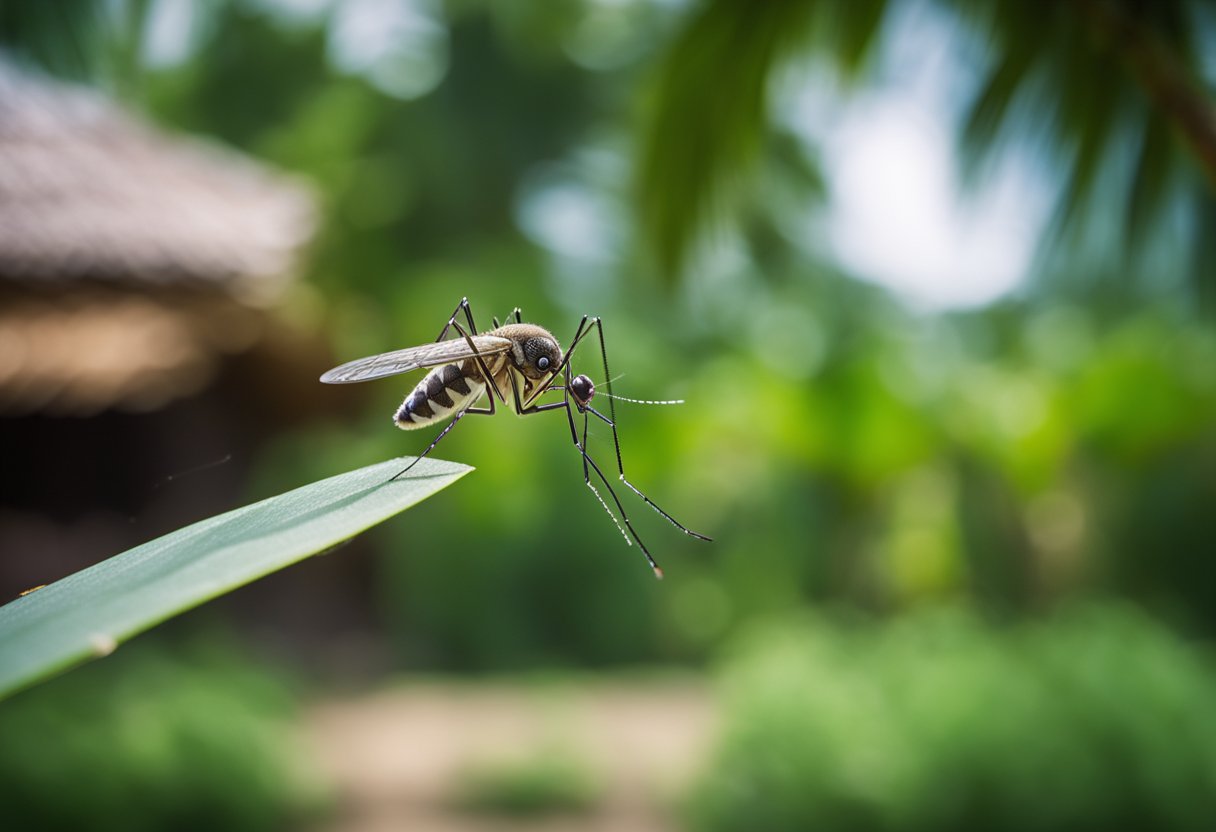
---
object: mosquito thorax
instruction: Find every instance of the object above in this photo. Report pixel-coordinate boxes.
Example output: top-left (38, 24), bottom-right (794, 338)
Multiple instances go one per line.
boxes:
top-left (488, 323), bottom-right (563, 380)
top-left (570, 374), bottom-right (595, 409)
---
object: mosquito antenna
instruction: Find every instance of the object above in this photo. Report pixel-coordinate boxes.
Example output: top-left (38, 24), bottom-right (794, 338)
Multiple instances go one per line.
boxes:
top-left (585, 371), bottom-right (683, 405)
top-left (599, 392), bottom-right (684, 405)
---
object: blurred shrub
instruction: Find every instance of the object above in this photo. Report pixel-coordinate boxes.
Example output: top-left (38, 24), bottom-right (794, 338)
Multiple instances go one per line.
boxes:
top-left (450, 746), bottom-right (600, 817)
top-left (687, 604), bottom-right (1216, 832)
top-left (0, 640), bottom-right (322, 832)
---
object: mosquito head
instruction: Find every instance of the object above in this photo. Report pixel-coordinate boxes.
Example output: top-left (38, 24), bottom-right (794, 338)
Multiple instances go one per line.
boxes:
top-left (488, 324), bottom-right (561, 376)
top-left (490, 323), bottom-right (564, 400)
top-left (570, 374), bottom-right (596, 410)
top-left (520, 336), bottom-right (562, 380)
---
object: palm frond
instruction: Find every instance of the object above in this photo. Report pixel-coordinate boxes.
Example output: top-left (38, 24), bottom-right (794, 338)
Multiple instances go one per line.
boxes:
top-left (641, 0), bottom-right (1214, 295)
top-left (636, 0), bottom-right (887, 282)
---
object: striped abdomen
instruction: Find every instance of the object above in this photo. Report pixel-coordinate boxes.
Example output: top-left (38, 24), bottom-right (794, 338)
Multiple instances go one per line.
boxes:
top-left (395, 362), bottom-right (485, 430)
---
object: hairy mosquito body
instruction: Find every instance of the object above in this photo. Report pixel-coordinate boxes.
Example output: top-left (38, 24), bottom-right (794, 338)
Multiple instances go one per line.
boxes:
top-left (319, 298), bottom-right (710, 577)
top-left (394, 324), bottom-right (559, 429)
top-left (395, 363), bottom-right (484, 429)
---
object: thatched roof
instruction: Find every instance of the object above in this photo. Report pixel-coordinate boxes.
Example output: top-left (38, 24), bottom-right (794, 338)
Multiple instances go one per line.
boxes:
top-left (0, 59), bottom-right (318, 414)
top-left (0, 60), bottom-right (315, 295)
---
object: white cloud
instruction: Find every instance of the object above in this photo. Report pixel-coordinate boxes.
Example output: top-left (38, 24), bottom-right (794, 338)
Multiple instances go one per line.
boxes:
top-left (824, 96), bottom-right (1043, 310)
top-left (780, 2), bottom-right (1053, 311)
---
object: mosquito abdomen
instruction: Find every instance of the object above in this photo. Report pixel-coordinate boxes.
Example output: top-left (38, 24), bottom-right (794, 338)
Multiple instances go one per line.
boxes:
top-left (395, 363), bottom-right (484, 430)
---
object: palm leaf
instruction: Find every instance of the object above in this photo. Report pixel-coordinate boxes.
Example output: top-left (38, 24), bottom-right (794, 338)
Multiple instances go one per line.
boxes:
top-left (0, 456), bottom-right (471, 701)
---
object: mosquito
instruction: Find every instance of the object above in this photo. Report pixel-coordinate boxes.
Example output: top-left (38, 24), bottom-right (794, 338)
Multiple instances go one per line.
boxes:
top-left (319, 297), bottom-right (711, 578)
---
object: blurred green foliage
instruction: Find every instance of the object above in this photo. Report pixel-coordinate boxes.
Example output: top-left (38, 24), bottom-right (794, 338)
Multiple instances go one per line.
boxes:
top-left (450, 745), bottom-right (600, 816)
top-left (687, 604), bottom-right (1216, 832)
top-left (636, 0), bottom-right (1214, 287)
top-left (3, 0), bottom-right (1213, 665)
top-left (0, 639), bottom-right (321, 832)
top-left (2, 2), bottom-right (1214, 826)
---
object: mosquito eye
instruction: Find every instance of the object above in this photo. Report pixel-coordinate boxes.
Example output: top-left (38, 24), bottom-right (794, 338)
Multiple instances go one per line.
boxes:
top-left (537, 356), bottom-right (550, 370)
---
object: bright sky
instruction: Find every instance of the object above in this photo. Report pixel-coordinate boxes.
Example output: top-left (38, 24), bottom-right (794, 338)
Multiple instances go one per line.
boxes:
top-left (820, 93), bottom-right (1046, 310)
top-left (788, 2), bottom-right (1053, 311)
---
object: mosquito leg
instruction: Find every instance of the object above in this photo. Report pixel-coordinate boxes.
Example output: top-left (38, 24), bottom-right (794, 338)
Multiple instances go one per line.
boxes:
top-left (521, 314), bottom-right (595, 411)
top-left (548, 315), bottom-right (590, 381)
top-left (583, 405), bottom-right (711, 541)
top-left (577, 432), bottom-right (664, 579)
top-left (510, 366), bottom-right (633, 557)
top-left (454, 301), bottom-right (502, 401)
top-left (511, 365), bottom-right (570, 417)
top-left (427, 298), bottom-right (507, 404)
top-left (391, 374), bottom-right (500, 480)
top-left (492, 306), bottom-right (523, 328)
top-left (556, 367), bottom-right (580, 446)
top-left (586, 318), bottom-right (712, 541)
top-left (434, 297), bottom-right (473, 343)
top-left (391, 300), bottom-right (502, 481)
top-left (391, 407), bottom-right (471, 480)
top-left (451, 317), bottom-right (508, 405)
top-left (539, 371), bottom-right (660, 576)
top-left (499, 367), bottom-right (641, 568)
top-left (575, 408), bottom-right (630, 551)
top-left (463, 381), bottom-right (497, 416)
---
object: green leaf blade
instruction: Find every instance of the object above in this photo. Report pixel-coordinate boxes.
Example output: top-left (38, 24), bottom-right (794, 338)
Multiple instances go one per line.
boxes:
top-left (0, 457), bottom-right (471, 700)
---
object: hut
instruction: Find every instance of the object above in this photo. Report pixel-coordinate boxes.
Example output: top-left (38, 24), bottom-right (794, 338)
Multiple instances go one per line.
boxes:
top-left (0, 59), bottom-right (327, 599)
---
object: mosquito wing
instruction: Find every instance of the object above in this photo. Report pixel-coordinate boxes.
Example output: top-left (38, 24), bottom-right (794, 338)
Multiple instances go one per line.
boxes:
top-left (319, 335), bottom-right (513, 384)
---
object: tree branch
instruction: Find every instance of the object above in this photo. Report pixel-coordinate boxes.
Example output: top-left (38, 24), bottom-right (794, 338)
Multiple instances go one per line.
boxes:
top-left (1075, 0), bottom-right (1216, 189)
